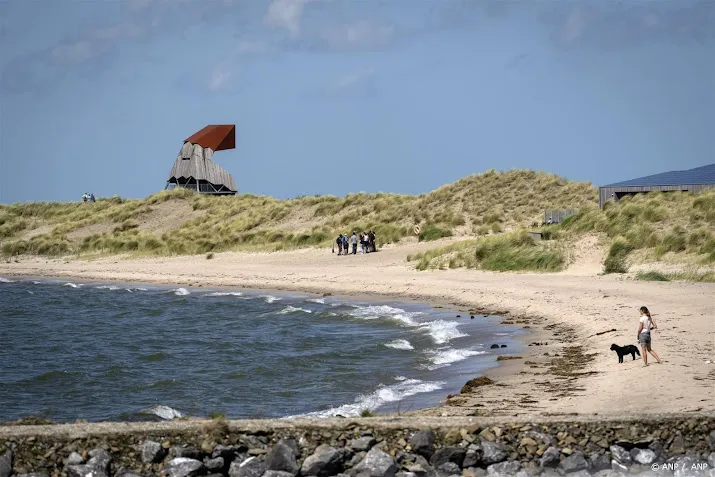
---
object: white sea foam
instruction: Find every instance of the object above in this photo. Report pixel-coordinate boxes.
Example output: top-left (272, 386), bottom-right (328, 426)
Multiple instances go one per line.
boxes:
top-left (495, 332), bottom-right (511, 336)
top-left (425, 348), bottom-right (486, 370)
top-left (0, 277), bottom-right (15, 283)
top-left (206, 291), bottom-right (243, 297)
top-left (172, 288), bottom-right (190, 296)
top-left (32, 281), bottom-right (42, 285)
top-left (384, 339), bottom-right (414, 350)
top-left (418, 320), bottom-right (467, 344)
top-left (287, 377), bottom-right (444, 418)
top-left (141, 404), bottom-right (184, 420)
top-left (96, 285), bottom-right (121, 291)
top-left (261, 295), bottom-right (281, 303)
top-left (306, 298), bottom-right (325, 304)
top-left (63, 282), bottom-right (82, 288)
top-left (349, 305), bottom-right (420, 326)
top-left (277, 306), bottom-right (313, 315)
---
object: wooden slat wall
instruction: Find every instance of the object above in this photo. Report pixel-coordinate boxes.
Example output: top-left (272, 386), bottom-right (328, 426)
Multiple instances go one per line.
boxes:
top-left (167, 143), bottom-right (237, 192)
top-left (598, 184), bottom-right (715, 208)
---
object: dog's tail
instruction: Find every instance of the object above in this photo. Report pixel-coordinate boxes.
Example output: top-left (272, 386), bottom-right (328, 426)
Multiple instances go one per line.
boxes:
top-left (634, 347), bottom-right (641, 356)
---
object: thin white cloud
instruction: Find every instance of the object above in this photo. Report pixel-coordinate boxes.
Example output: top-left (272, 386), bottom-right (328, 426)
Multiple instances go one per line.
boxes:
top-left (51, 41), bottom-right (94, 65)
top-left (204, 40), bottom-right (268, 92)
top-left (208, 63), bottom-right (233, 92)
top-left (264, 0), bottom-right (306, 38)
top-left (330, 68), bottom-right (375, 91)
top-left (321, 20), bottom-right (394, 50)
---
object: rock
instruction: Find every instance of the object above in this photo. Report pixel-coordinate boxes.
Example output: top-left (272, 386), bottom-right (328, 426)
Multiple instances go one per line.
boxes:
top-left (631, 448), bottom-right (656, 465)
top-left (609, 445), bottom-right (631, 466)
top-left (462, 450), bottom-right (480, 469)
top-left (0, 451), bottom-right (11, 477)
top-left (164, 458), bottom-right (206, 477)
top-left (480, 441), bottom-right (506, 466)
top-left (212, 445), bottom-right (241, 461)
top-left (141, 440), bottom-right (167, 464)
top-left (115, 471), bottom-right (144, 477)
top-left (610, 460), bottom-right (628, 474)
top-left (88, 449), bottom-right (112, 475)
top-left (592, 471), bottom-right (622, 477)
top-left (436, 462), bottom-right (460, 477)
top-left (229, 456), bottom-right (265, 477)
top-left (15, 474), bottom-right (49, 477)
top-left (66, 465), bottom-right (108, 477)
top-left (490, 344), bottom-right (499, 349)
top-left (539, 447), bottom-right (560, 468)
top-left (204, 457), bottom-right (224, 473)
top-left (514, 472), bottom-right (532, 477)
top-left (486, 461), bottom-right (521, 476)
top-left (670, 436), bottom-right (686, 455)
top-left (179, 448), bottom-right (204, 461)
top-left (263, 472), bottom-right (296, 477)
top-left (519, 438), bottom-right (538, 447)
top-left (351, 437), bottom-right (378, 453)
top-left (673, 456), bottom-right (707, 477)
top-left (265, 442), bottom-right (299, 475)
top-left (277, 439), bottom-right (300, 458)
top-left (708, 452), bottom-right (715, 469)
top-left (65, 452), bottom-right (85, 466)
top-left (351, 447), bottom-right (397, 477)
top-left (500, 345), bottom-right (506, 348)
top-left (408, 456), bottom-right (437, 477)
top-left (301, 445), bottom-right (344, 477)
top-left (410, 431), bottom-right (436, 459)
top-left (564, 472), bottom-right (589, 477)
top-left (588, 453), bottom-right (610, 472)
top-left (558, 452), bottom-right (588, 474)
top-left (429, 447), bottom-right (466, 468)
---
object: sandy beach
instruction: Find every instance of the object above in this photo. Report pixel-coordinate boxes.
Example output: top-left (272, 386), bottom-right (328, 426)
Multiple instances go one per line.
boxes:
top-left (1, 236), bottom-right (713, 418)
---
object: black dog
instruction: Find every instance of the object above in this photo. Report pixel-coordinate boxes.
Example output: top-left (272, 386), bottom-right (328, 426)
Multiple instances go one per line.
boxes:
top-left (610, 344), bottom-right (641, 363)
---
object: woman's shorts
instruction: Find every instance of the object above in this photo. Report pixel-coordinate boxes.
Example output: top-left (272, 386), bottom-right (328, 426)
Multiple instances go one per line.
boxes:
top-left (638, 332), bottom-right (651, 345)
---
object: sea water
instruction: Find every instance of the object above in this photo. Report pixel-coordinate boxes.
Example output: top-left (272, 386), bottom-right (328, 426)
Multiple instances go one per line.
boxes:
top-left (0, 277), bottom-right (523, 422)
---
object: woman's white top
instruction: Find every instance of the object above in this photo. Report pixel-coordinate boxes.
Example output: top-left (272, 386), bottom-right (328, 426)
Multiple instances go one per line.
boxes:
top-left (639, 315), bottom-right (652, 333)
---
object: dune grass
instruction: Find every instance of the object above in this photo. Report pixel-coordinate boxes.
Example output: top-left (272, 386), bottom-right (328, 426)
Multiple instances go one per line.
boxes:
top-left (559, 189), bottom-right (715, 273)
top-left (407, 231), bottom-right (566, 272)
top-left (636, 270), bottom-right (715, 283)
top-left (0, 169), bottom-right (598, 258)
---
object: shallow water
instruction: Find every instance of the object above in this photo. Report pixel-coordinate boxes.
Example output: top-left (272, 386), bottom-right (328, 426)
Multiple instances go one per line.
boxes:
top-left (0, 277), bottom-right (524, 422)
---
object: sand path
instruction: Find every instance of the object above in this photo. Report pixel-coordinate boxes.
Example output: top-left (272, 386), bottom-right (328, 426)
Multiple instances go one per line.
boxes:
top-left (1, 238), bottom-right (713, 417)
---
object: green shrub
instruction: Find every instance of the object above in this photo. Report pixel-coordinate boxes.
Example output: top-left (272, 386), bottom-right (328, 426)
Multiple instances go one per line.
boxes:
top-left (419, 224), bottom-right (453, 242)
top-left (635, 271), bottom-right (670, 282)
top-left (604, 237), bottom-right (632, 273)
top-left (473, 231), bottom-right (563, 272)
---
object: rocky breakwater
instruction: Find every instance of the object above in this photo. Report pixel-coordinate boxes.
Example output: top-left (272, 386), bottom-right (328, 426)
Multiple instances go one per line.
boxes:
top-left (0, 415), bottom-right (714, 477)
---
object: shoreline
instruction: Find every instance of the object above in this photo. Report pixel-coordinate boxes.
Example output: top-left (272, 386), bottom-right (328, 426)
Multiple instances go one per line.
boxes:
top-left (1, 244), bottom-right (713, 418)
top-left (1, 272), bottom-right (536, 421)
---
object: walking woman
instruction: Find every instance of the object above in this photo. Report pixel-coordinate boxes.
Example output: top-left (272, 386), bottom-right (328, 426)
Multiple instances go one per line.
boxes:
top-left (637, 306), bottom-right (662, 366)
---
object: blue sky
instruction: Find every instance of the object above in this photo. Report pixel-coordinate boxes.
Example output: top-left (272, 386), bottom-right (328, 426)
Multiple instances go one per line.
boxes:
top-left (0, 0), bottom-right (713, 204)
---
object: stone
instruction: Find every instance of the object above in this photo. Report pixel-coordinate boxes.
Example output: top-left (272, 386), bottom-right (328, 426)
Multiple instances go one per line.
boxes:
top-left (436, 462), bottom-right (461, 477)
top-left (229, 456), bottom-right (265, 477)
top-left (164, 458), bottom-right (206, 477)
top-left (212, 445), bottom-right (241, 461)
top-left (263, 472), bottom-right (296, 477)
top-left (141, 440), bottom-right (167, 464)
top-left (708, 453), bottom-right (715, 469)
top-left (609, 445), bottom-right (631, 466)
top-left (87, 449), bottom-right (112, 475)
top-left (301, 445), bottom-right (344, 477)
top-left (179, 448), bottom-right (204, 461)
top-left (558, 452), bottom-right (588, 474)
top-left (565, 472), bottom-right (590, 477)
top-left (670, 436), bottom-right (686, 455)
top-left (410, 432), bottom-right (436, 459)
top-left (265, 442), bottom-right (299, 475)
top-left (631, 448), bottom-right (656, 465)
top-left (490, 344), bottom-right (499, 349)
top-left (409, 456), bottom-right (437, 477)
top-left (462, 450), bottom-right (480, 469)
top-left (277, 439), bottom-right (300, 458)
top-left (351, 447), bottom-right (398, 477)
top-left (480, 441), bottom-right (506, 466)
top-left (519, 438), bottom-right (538, 447)
top-left (486, 461), bottom-right (521, 476)
top-left (429, 448), bottom-right (466, 468)
top-left (66, 465), bottom-right (108, 477)
top-left (204, 457), bottom-right (224, 473)
top-left (65, 452), bottom-right (85, 466)
top-left (0, 451), bottom-right (12, 477)
top-left (610, 460), bottom-right (628, 474)
top-left (673, 456), bottom-right (707, 477)
top-left (15, 474), bottom-right (49, 477)
top-left (351, 437), bottom-right (378, 453)
top-left (514, 472), bottom-right (532, 477)
top-left (592, 471), bottom-right (622, 477)
top-left (115, 471), bottom-right (144, 477)
top-left (539, 447), bottom-right (560, 468)
top-left (589, 453), bottom-right (611, 472)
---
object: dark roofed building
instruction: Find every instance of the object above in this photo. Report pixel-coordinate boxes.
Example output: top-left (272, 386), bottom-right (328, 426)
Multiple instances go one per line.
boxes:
top-left (599, 163), bottom-right (715, 208)
top-left (166, 125), bottom-right (238, 195)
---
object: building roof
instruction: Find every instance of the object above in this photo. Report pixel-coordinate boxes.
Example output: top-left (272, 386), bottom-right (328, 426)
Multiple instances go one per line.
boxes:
top-left (184, 125), bottom-right (235, 151)
top-left (603, 163), bottom-right (715, 188)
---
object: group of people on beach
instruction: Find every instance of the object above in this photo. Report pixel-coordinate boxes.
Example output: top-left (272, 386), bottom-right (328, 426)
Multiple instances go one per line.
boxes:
top-left (82, 192), bottom-right (96, 203)
top-left (334, 231), bottom-right (377, 255)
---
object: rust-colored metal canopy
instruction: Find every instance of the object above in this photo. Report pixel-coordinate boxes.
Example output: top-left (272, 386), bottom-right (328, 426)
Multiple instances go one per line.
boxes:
top-left (184, 125), bottom-right (235, 151)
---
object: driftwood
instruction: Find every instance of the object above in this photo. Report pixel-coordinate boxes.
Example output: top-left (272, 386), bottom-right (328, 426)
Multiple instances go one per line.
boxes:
top-left (588, 328), bottom-right (617, 338)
